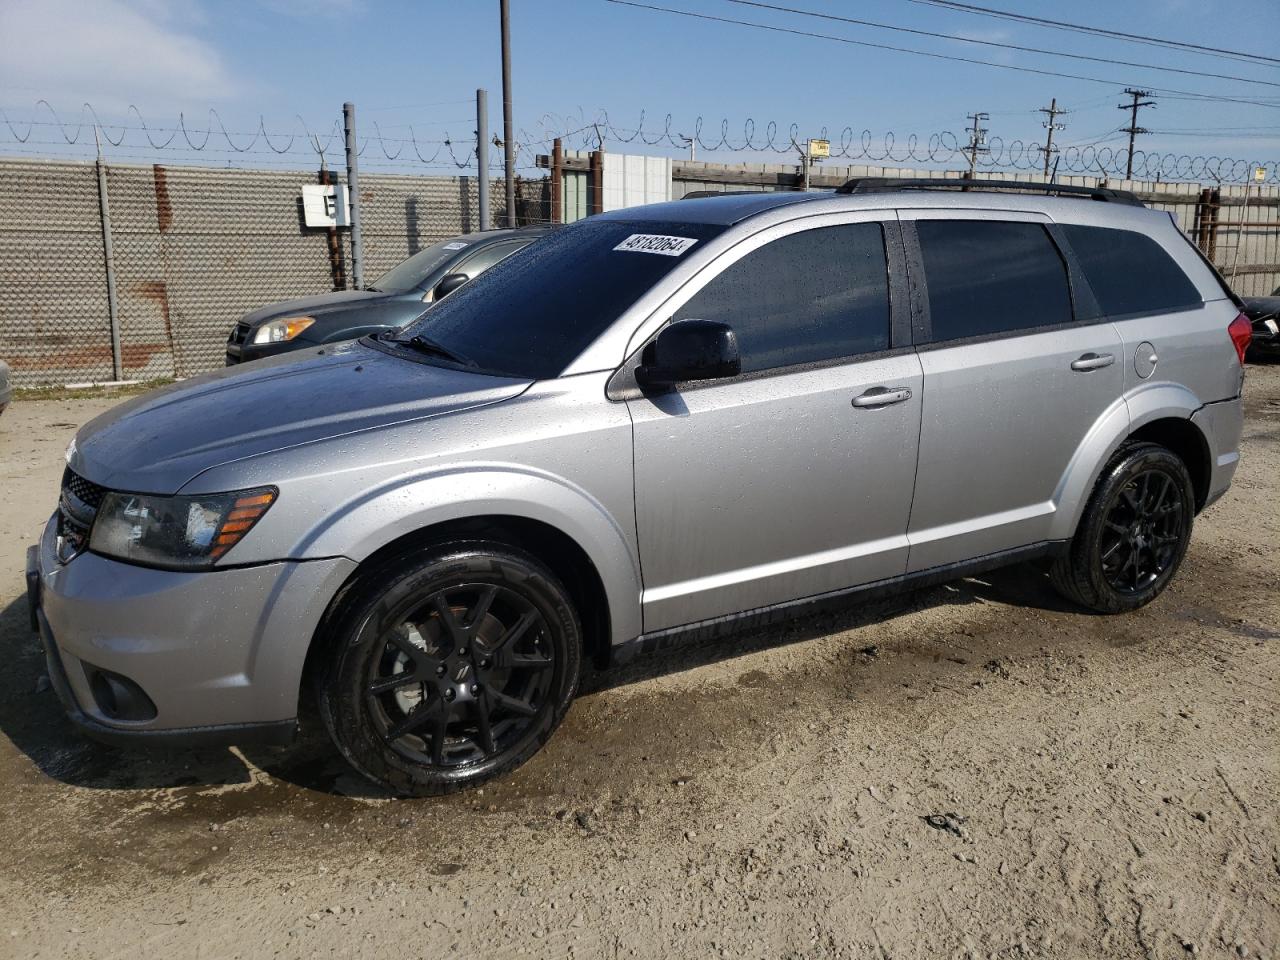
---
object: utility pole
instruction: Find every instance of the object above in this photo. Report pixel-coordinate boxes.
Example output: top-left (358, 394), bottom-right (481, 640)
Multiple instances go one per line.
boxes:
top-left (343, 101), bottom-right (364, 290)
top-left (94, 127), bottom-right (122, 381)
top-left (499, 0), bottom-right (516, 227)
top-left (476, 88), bottom-right (490, 231)
top-left (965, 112), bottom-right (989, 179)
top-left (1038, 98), bottom-right (1067, 178)
top-left (1118, 88), bottom-right (1155, 180)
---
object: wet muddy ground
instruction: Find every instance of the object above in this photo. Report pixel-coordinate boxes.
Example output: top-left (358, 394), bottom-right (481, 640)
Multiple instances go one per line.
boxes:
top-left (1, 368), bottom-right (1277, 959)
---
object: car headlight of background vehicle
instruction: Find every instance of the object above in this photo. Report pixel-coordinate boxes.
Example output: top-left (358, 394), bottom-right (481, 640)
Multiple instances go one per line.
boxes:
top-left (89, 487), bottom-right (277, 569)
top-left (252, 316), bottom-right (315, 344)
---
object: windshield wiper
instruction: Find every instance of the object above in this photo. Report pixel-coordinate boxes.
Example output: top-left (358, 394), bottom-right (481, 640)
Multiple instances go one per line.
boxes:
top-left (394, 333), bottom-right (477, 367)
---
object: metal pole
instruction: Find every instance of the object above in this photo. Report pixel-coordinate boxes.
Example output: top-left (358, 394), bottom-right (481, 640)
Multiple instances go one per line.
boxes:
top-left (965, 112), bottom-right (988, 179)
top-left (802, 145), bottom-right (810, 192)
top-left (500, 0), bottom-right (516, 227)
top-left (1118, 89), bottom-right (1154, 181)
top-left (551, 138), bottom-right (563, 224)
top-left (1039, 97), bottom-right (1066, 178)
top-left (476, 89), bottom-right (490, 231)
top-left (94, 128), bottom-right (123, 381)
top-left (343, 101), bottom-right (364, 289)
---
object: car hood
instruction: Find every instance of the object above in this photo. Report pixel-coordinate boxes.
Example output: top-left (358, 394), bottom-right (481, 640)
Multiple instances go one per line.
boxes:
top-left (1243, 296), bottom-right (1280, 320)
top-left (69, 340), bottom-right (531, 494)
top-left (240, 290), bottom-right (410, 327)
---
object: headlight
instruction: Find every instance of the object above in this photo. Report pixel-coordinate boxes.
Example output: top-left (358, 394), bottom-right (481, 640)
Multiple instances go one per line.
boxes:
top-left (90, 487), bottom-right (277, 569)
top-left (252, 316), bottom-right (315, 344)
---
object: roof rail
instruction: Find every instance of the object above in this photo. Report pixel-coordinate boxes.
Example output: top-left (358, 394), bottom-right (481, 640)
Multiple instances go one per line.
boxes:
top-left (835, 177), bottom-right (1144, 207)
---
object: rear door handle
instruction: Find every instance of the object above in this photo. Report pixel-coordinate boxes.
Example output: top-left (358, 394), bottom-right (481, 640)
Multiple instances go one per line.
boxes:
top-left (852, 386), bottom-right (912, 408)
top-left (1070, 352), bottom-right (1115, 372)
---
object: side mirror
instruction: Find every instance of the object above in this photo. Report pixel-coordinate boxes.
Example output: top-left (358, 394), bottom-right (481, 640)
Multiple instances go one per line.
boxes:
top-left (636, 319), bottom-right (741, 390)
top-left (433, 272), bottom-right (470, 300)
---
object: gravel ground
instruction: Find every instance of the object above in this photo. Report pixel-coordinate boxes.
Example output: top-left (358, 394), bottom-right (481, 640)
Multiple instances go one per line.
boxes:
top-left (1, 367), bottom-right (1277, 960)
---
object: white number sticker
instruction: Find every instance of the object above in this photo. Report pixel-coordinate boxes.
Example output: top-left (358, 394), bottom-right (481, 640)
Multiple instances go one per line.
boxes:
top-left (443, 241), bottom-right (469, 250)
top-left (613, 234), bottom-right (699, 256)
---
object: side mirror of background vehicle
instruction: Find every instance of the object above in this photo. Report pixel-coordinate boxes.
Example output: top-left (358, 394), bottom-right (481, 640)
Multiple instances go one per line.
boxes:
top-left (433, 272), bottom-right (470, 300)
top-left (636, 319), bottom-right (741, 390)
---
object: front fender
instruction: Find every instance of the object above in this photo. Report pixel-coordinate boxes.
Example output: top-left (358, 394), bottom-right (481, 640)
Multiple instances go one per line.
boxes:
top-left (293, 463), bottom-right (642, 646)
top-left (1049, 381), bottom-right (1205, 540)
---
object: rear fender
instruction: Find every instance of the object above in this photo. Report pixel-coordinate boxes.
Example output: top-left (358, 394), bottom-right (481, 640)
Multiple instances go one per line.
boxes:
top-left (1049, 382), bottom-right (1205, 540)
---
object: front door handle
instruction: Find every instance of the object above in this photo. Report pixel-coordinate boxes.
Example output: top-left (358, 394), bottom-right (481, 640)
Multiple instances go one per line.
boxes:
top-left (1070, 352), bottom-right (1115, 372)
top-left (852, 386), bottom-right (912, 408)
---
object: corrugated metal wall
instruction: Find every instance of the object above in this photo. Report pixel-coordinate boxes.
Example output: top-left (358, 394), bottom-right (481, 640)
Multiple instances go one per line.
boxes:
top-left (0, 159), bottom-right (508, 387)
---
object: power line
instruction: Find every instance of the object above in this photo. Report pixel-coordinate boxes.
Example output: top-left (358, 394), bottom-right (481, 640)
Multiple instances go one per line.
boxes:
top-left (725, 0), bottom-right (1280, 89)
top-left (603, 0), bottom-right (1280, 111)
top-left (893, 0), bottom-right (1280, 68)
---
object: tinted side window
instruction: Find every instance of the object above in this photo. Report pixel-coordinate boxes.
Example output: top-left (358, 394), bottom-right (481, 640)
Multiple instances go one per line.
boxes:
top-left (676, 223), bottom-right (890, 373)
top-left (916, 220), bottom-right (1072, 342)
top-left (1060, 223), bottom-right (1202, 316)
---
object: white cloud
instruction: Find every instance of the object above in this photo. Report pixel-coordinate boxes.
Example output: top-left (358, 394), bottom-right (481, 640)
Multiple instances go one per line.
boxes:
top-left (0, 0), bottom-right (238, 111)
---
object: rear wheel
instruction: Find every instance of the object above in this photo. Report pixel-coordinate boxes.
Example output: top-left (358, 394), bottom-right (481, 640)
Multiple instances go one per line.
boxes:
top-left (319, 544), bottom-right (581, 796)
top-left (1050, 442), bottom-right (1194, 613)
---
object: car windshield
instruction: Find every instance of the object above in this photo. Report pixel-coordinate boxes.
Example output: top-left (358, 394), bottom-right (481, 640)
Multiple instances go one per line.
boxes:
top-left (398, 218), bottom-right (726, 379)
top-left (371, 237), bottom-right (476, 293)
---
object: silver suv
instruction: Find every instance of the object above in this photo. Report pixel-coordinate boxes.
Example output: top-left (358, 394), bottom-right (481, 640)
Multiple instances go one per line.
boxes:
top-left (27, 180), bottom-right (1252, 795)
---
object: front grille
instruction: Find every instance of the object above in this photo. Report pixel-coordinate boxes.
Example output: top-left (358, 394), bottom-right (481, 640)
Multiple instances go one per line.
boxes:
top-left (62, 467), bottom-right (107, 511)
top-left (58, 468), bottom-right (108, 562)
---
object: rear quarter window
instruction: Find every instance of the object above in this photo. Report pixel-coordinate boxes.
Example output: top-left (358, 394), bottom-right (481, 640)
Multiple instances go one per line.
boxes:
top-left (1060, 223), bottom-right (1202, 316)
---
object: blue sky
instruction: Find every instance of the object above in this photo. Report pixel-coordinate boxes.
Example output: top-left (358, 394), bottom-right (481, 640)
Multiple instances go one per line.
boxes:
top-left (1, 0), bottom-right (1277, 176)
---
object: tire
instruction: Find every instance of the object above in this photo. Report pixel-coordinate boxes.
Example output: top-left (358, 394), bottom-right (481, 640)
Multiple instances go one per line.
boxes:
top-left (1050, 442), bottom-right (1195, 614)
top-left (318, 543), bottom-right (581, 796)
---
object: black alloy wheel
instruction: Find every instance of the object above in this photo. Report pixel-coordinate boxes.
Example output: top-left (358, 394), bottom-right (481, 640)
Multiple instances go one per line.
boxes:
top-left (1097, 469), bottom-right (1185, 596)
top-left (320, 544), bottom-right (581, 796)
top-left (1051, 442), bottom-right (1195, 613)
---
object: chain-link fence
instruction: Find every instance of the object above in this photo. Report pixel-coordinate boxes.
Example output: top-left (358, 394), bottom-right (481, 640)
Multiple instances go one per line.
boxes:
top-left (0, 158), bottom-right (514, 387)
top-left (3, 154), bottom-right (1278, 388)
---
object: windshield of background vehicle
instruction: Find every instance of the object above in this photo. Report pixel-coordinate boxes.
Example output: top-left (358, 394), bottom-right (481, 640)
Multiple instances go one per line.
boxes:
top-left (372, 237), bottom-right (474, 293)
top-left (399, 218), bottom-right (728, 379)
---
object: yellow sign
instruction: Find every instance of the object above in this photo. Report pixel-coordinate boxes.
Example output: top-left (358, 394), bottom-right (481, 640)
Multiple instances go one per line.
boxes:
top-left (1255, 166), bottom-right (1267, 183)
top-left (808, 138), bottom-right (831, 159)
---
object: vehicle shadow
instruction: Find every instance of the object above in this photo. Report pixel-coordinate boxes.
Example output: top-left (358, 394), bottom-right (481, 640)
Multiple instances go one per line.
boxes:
top-left (0, 560), bottom-right (1081, 797)
top-left (579, 560), bottom-right (1086, 695)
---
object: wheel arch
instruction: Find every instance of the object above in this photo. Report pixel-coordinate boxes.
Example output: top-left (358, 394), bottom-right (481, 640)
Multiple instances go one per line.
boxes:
top-left (1052, 384), bottom-right (1213, 541)
top-left (1125, 417), bottom-right (1211, 512)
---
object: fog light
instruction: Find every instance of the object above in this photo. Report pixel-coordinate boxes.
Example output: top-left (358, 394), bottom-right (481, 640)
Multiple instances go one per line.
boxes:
top-left (88, 668), bottom-right (157, 722)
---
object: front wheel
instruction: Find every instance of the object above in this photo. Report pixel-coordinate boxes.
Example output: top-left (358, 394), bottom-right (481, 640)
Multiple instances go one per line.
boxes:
top-left (319, 544), bottom-right (581, 796)
top-left (1050, 442), bottom-right (1195, 613)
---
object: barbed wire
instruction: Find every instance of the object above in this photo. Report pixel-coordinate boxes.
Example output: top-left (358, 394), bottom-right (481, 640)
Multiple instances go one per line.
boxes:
top-left (2, 101), bottom-right (1276, 184)
top-left (533, 110), bottom-right (1280, 184)
top-left (0, 100), bottom-right (491, 169)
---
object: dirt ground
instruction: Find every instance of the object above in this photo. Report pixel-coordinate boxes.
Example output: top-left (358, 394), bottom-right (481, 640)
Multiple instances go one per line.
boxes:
top-left (1, 367), bottom-right (1277, 960)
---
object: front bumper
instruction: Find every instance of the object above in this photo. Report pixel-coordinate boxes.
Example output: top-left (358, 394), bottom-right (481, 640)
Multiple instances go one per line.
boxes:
top-left (28, 516), bottom-right (356, 748)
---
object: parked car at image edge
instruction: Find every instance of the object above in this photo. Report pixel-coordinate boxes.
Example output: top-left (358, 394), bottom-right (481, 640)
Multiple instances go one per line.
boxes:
top-left (1242, 285), bottom-right (1280, 360)
top-left (28, 181), bottom-right (1251, 797)
top-left (0, 359), bottom-right (10, 417)
top-left (225, 226), bottom-right (550, 364)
